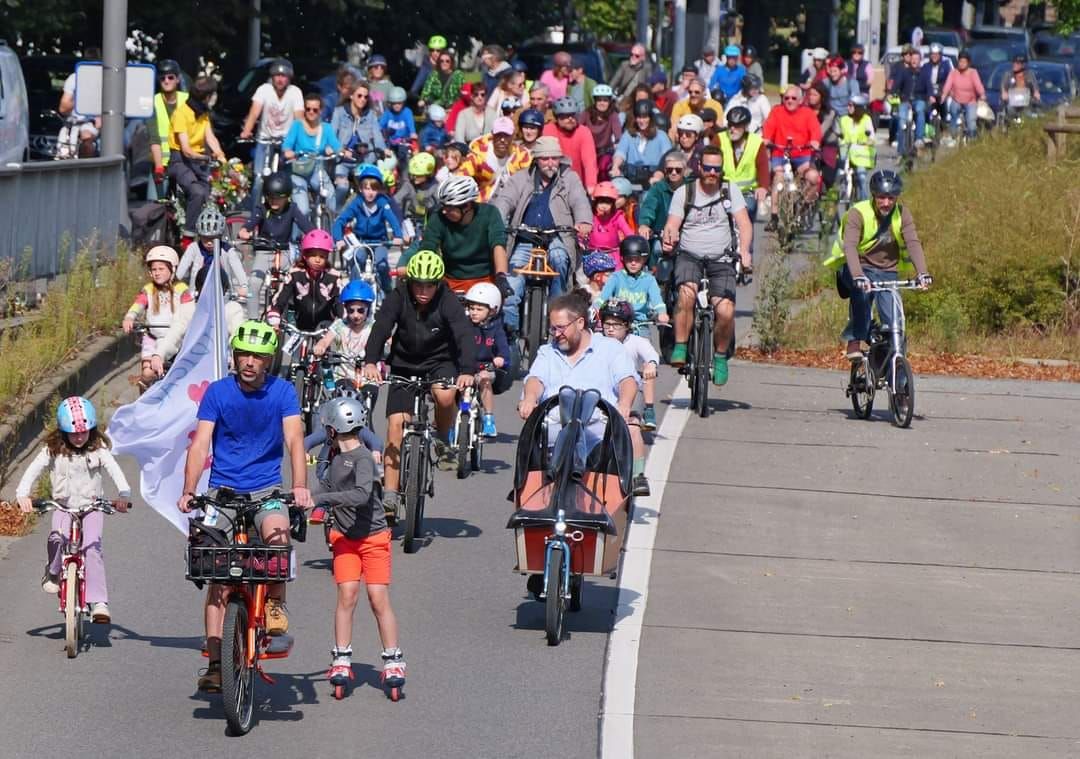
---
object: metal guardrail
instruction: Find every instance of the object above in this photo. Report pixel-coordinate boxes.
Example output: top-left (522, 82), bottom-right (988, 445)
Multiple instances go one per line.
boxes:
top-left (0, 156), bottom-right (125, 279)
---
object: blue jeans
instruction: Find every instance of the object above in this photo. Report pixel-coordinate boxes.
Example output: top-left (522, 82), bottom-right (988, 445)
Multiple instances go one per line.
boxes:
top-left (503, 240), bottom-right (571, 333)
top-left (948, 101), bottom-right (978, 137)
top-left (896, 101), bottom-right (927, 155)
top-left (840, 265), bottom-right (899, 342)
top-left (853, 166), bottom-right (870, 201)
top-left (334, 161), bottom-right (357, 209)
top-left (345, 242), bottom-right (392, 294)
top-left (291, 169), bottom-right (335, 216)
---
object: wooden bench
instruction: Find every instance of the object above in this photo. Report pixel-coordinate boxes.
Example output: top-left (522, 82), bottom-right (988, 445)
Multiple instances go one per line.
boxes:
top-left (1044, 105), bottom-right (1080, 164)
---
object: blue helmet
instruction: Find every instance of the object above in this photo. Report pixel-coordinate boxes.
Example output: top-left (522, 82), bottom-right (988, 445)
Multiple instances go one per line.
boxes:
top-left (367, 54), bottom-right (388, 68)
top-left (582, 252), bottom-right (616, 277)
top-left (724, 44), bottom-right (741, 57)
top-left (354, 163), bottom-right (383, 183)
top-left (518, 108), bottom-right (545, 128)
top-left (57, 396), bottom-right (97, 433)
top-left (340, 279), bottom-right (376, 305)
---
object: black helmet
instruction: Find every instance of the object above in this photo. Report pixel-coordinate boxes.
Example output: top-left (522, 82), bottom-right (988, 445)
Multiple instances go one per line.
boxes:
top-left (653, 112), bottom-right (670, 131)
top-left (632, 99), bottom-right (653, 118)
top-left (1013, 53), bottom-right (1027, 64)
top-left (599, 299), bottom-right (635, 324)
top-left (619, 235), bottom-right (649, 261)
top-left (268, 58), bottom-right (294, 78)
top-left (744, 45), bottom-right (757, 58)
top-left (869, 170), bottom-right (903, 198)
top-left (264, 171), bottom-right (291, 199)
top-left (158, 59), bottom-right (181, 78)
top-left (726, 105), bottom-right (752, 127)
top-left (741, 73), bottom-right (761, 91)
top-left (518, 108), bottom-right (545, 128)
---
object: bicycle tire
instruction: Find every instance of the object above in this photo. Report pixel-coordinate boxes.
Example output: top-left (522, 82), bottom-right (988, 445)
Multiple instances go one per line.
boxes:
top-left (545, 545), bottom-right (566, 646)
top-left (221, 598), bottom-right (256, 735)
top-left (302, 377), bottom-right (318, 435)
top-left (849, 359), bottom-right (874, 419)
top-left (889, 356), bottom-right (915, 428)
top-left (64, 562), bottom-right (80, 659)
top-left (402, 436), bottom-right (424, 554)
top-left (693, 313), bottom-right (712, 418)
top-left (524, 285), bottom-right (547, 369)
top-left (455, 413), bottom-right (470, 480)
top-left (569, 574), bottom-right (583, 612)
top-left (470, 425), bottom-right (483, 471)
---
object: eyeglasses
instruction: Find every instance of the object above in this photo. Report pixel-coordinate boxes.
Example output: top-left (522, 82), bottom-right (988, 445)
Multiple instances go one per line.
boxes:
top-left (688, 89), bottom-right (704, 95)
top-left (472, 92), bottom-right (487, 98)
top-left (304, 106), bottom-right (320, 113)
top-left (159, 74), bottom-right (177, 82)
top-left (602, 321), bottom-right (627, 331)
top-left (548, 320), bottom-right (579, 335)
top-left (665, 166), bottom-right (685, 174)
top-left (783, 96), bottom-right (800, 102)
top-left (699, 164), bottom-right (722, 173)
top-left (347, 305), bottom-right (369, 314)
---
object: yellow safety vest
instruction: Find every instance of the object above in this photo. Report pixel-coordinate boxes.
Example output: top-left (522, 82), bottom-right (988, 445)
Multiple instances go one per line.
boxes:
top-left (718, 131), bottom-right (763, 192)
top-left (825, 200), bottom-right (914, 277)
top-left (839, 114), bottom-right (876, 169)
top-left (155, 91), bottom-right (189, 165)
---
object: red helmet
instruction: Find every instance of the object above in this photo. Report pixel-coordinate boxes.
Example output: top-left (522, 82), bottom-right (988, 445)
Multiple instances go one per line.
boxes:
top-left (301, 229), bottom-right (334, 254)
top-left (592, 181), bottom-right (619, 202)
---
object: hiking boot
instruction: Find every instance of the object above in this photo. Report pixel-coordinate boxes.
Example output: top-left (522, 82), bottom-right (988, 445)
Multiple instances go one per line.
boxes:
top-left (669, 343), bottom-right (688, 367)
top-left (641, 406), bottom-right (657, 431)
top-left (41, 572), bottom-right (59, 594)
top-left (712, 355), bottom-right (729, 386)
top-left (382, 491), bottom-right (400, 525)
top-left (632, 474), bottom-right (651, 497)
top-left (482, 413), bottom-right (497, 438)
top-left (198, 662), bottom-right (222, 693)
top-left (90, 602), bottom-right (111, 624)
top-left (265, 598), bottom-right (289, 636)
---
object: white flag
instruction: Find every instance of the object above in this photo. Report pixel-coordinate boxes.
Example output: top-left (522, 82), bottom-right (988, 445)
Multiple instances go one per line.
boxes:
top-left (108, 256), bottom-right (228, 534)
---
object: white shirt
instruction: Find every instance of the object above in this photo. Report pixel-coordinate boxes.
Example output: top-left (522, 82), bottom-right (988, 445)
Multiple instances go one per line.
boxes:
top-left (253, 82), bottom-right (304, 140)
top-left (620, 334), bottom-right (659, 388)
top-left (724, 93), bottom-right (772, 134)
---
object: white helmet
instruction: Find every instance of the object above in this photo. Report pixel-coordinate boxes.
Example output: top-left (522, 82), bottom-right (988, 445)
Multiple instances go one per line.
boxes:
top-left (145, 245), bottom-right (179, 269)
top-left (427, 103), bottom-right (447, 122)
top-left (318, 396), bottom-right (369, 434)
top-left (437, 175), bottom-right (480, 206)
top-left (676, 113), bottom-right (704, 134)
top-left (464, 281), bottom-right (502, 314)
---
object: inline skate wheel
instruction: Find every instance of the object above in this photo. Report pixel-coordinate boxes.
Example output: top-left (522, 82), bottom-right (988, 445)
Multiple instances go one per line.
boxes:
top-left (333, 683), bottom-right (345, 700)
top-left (388, 686), bottom-right (400, 702)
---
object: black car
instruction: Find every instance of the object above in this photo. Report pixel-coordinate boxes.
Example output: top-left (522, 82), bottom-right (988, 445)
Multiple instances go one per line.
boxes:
top-left (19, 54), bottom-right (78, 159)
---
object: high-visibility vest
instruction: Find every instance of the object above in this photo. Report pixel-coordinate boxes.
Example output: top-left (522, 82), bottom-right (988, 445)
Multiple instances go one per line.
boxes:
top-left (824, 200), bottom-right (914, 277)
top-left (839, 114), bottom-right (876, 168)
top-left (155, 91), bottom-right (189, 165)
top-left (718, 131), bottom-right (762, 192)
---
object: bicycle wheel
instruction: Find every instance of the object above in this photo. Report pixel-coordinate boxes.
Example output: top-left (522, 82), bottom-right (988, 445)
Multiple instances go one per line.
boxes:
top-left (64, 562), bottom-right (80, 659)
top-left (848, 359), bottom-right (874, 419)
top-left (545, 545), bottom-right (566, 646)
top-left (693, 315), bottom-right (711, 418)
top-left (221, 597), bottom-right (256, 735)
top-left (302, 379), bottom-right (318, 435)
top-left (524, 285), bottom-right (547, 369)
top-left (470, 413), bottom-right (483, 471)
top-left (401, 437), bottom-right (425, 554)
top-left (569, 574), bottom-right (583, 613)
top-left (455, 413), bottom-right (470, 480)
top-left (889, 356), bottom-right (916, 428)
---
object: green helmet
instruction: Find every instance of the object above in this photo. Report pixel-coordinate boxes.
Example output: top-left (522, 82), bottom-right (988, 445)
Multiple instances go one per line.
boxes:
top-left (231, 320), bottom-right (278, 355)
top-left (406, 250), bottom-right (445, 283)
top-left (428, 35), bottom-right (448, 51)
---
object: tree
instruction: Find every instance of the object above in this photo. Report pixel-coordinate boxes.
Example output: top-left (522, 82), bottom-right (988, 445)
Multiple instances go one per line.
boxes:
top-left (1053, 0), bottom-right (1080, 33)
top-left (572, 0), bottom-right (637, 39)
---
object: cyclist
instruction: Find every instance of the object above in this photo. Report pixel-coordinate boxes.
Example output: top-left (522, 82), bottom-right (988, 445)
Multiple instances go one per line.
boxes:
top-left (527, 83), bottom-right (553, 121)
top-left (459, 116), bottom-right (532, 202)
top-left (313, 279), bottom-right (376, 376)
top-left (673, 113), bottom-right (707, 177)
top-left (824, 56), bottom-right (860, 115)
top-left (331, 80), bottom-right (388, 209)
top-left (148, 59), bottom-right (187, 198)
top-left (695, 46), bottom-right (719, 85)
top-left (283, 92), bottom-right (343, 216)
top-left (940, 50), bottom-right (986, 143)
top-left (462, 282), bottom-right (511, 437)
top-left (1000, 54), bottom-right (1041, 112)
top-left (763, 86), bottom-right (822, 215)
top-left (611, 100), bottom-right (672, 186)
top-left (180, 321), bottom-right (314, 692)
top-left (742, 46), bottom-right (764, 86)
top-left (609, 43), bottom-right (654, 103)
top-left (361, 252), bottom-right (477, 518)
top-left (365, 54), bottom-right (395, 114)
top-left (847, 43), bottom-right (871, 96)
top-left (580, 84), bottom-right (622, 180)
top-left (599, 235), bottom-right (669, 345)
top-left (178, 206), bottom-right (249, 300)
top-left (801, 47), bottom-right (829, 90)
top-left (394, 152), bottom-right (439, 236)
top-left (412, 33), bottom-right (448, 100)
top-left (419, 46), bottom-right (466, 110)
top-left (167, 76), bottom-right (227, 240)
top-left (806, 81), bottom-right (840, 187)
top-left (122, 246), bottom-right (193, 388)
top-left (586, 181), bottom-right (634, 267)
top-left (333, 164), bottom-right (403, 294)
top-left (516, 108), bottom-right (545, 153)
top-left (539, 50), bottom-right (573, 101)
top-left (661, 145), bottom-right (753, 386)
top-left (268, 229), bottom-right (343, 332)
top-left (542, 97), bottom-right (599, 192)
top-left (708, 45), bottom-right (747, 101)
top-left (419, 104), bottom-right (449, 152)
top-left (648, 70), bottom-right (679, 119)
top-left (453, 82), bottom-right (489, 145)
top-left (724, 74), bottom-right (770, 134)
top-left (407, 175), bottom-right (510, 296)
top-left (490, 136), bottom-right (593, 334)
top-left (637, 149), bottom-right (688, 269)
top-left (838, 95), bottom-right (876, 200)
top-left (567, 55), bottom-right (599, 112)
top-left (922, 43), bottom-right (954, 135)
top-left (891, 48), bottom-right (924, 155)
top-left (669, 79), bottom-right (724, 141)
top-left (240, 58), bottom-right (304, 205)
top-left (436, 140), bottom-right (469, 184)
top-left (718, 106), bottom-right (768, 253)
top-left (380, 87), bottom-right (417, 164)
top-left (823, 170), bottom-right (932, 360)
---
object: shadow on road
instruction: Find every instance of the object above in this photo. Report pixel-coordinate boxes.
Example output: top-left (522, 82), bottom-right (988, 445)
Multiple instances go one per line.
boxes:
top-left (26, 621), bottom-right (203, 653)
top-left (510, 581), bottom-right (624, 640)
top-left (189, 667), bottom-right (335, 728)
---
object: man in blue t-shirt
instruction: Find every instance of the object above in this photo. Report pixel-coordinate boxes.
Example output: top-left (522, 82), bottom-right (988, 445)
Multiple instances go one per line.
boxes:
top-left (179, 320), bottom-right (314, 693)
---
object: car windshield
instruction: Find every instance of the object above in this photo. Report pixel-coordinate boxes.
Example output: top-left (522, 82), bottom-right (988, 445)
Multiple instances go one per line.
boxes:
top-left (968, 43), bottom-right (1026, 69)
top-left (989, 63), bottom-right (1068, 93)
top-left (923, 31), bottom-right (961, 48)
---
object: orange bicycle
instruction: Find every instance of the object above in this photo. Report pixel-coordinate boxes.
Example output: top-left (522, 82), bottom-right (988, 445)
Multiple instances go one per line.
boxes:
top-left (508, 225), bottom-right (573, 369)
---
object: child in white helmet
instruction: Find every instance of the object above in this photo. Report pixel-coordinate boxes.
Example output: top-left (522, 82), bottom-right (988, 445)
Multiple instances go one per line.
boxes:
top-left (463, 282), bottom-right (510, 437)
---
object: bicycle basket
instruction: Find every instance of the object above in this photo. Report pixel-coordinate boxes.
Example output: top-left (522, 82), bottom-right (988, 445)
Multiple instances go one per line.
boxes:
top-left (185, 544), bottom-right (295, 584)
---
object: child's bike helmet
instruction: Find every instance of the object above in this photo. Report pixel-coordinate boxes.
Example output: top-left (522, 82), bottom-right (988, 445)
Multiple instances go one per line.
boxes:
top-left (57, 396), bottom-right (97, 433)
top-left (340, 280), bottom-right (376, 305)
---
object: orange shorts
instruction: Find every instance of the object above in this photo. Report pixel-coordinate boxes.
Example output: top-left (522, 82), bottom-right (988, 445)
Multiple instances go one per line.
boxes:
top-left (329, 528), bottom-right (392, 585)
top-left (444, 274), bottom-right (493, 295)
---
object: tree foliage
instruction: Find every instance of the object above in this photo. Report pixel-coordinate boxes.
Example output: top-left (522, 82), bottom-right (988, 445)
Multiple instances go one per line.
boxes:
top-left (572, 0), bottom-right (637, 40)
top-left (1054, 0), bottom-right (1080, 33)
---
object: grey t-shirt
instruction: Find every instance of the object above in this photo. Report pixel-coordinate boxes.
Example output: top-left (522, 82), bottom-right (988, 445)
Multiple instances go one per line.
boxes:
top-left (668, 180), bottom-right (745, 258)
top-left (313, 445), bottom-right (386, 539)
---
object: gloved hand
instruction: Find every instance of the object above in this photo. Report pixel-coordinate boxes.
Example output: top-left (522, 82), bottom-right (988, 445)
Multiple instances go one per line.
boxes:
top-left (495, 273), bottom-right (514, 302)
top-left (916, 273), bottom-right (933, 289)
top-left (153, 165), bottom-right (166, 184)
top-left (854, 276), bottom-right (871, 293)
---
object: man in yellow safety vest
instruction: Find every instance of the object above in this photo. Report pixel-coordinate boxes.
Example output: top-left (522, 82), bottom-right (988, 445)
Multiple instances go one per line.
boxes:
top-left (838, 94), bottom-right (876, 201)
top-left (149, 59), bottom-right (188, 199)
top-left (717, 105), bottom-right (769, 259)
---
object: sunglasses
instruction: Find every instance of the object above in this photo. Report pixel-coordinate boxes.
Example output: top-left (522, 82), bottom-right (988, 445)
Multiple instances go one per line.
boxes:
top-left (665, 166), bottom-right (685, 174)
top-left (304, 106), bottom-right (320, 113)
top-left (353, 93), bottom-right (368, 99)
top-left (699, 164), bottom-right (722, 173)
top-left (783, 96), bottom-right (800, 102)
top-left (159, 74), bottom-right (178, 82)
top-left (688, 89), bottom-right (704, 95)
top-left (472, 92), bottom-right (487, 98)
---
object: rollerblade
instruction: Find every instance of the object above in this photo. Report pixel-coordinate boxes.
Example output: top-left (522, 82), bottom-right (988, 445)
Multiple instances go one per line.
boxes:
top-left (381, 647), bottom-right (406, 701)
top-left (327, 646), bottom-right (354, 700)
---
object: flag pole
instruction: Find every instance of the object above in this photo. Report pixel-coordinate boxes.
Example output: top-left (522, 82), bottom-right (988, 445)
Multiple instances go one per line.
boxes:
top-left (212, 237), bottom-right (224, 380)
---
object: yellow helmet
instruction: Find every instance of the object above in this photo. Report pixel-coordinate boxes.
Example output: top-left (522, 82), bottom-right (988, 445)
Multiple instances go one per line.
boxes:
top-left (405, 250), bottom-right (445, 283)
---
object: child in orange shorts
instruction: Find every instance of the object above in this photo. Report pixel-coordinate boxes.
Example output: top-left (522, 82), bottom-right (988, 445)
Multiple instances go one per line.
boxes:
top-left (314, 396), bottom-right (405, 697)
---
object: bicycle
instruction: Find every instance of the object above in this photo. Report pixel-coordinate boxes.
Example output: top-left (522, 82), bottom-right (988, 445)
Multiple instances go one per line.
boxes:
top-left (248, 236), bottom-right (295, 318)
top-left (321, 352), bottom-right (380, 431)
top-left (453, 363), bottom-right (500, 479)
top-left (185, 491), bottom-right (302, 735)
top-left (340, 235), bottom-right (392, 308)
top-left (282, 323), bottom-right (332, 433)
top-left (770, 139), bottom-right (818, 247)
top-left (845, 279), bottom-right (921, 428)
top-left (899, 105), bottom-right (917, 173)
top-left (386, 375), bottom-right (455, 553)
top-left (508, 225), bottom-right (575, 369)
top-left (290, 151), bottom-right (346, 234)
top-left (236, 136), bottom-right (285, 179)
top-left (29, 498), bottom-right (128, 658)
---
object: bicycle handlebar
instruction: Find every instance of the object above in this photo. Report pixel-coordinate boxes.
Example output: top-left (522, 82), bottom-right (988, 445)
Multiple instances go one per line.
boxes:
top-left (282, 323), bottom-right (330, 338)
top-left (509, 225), bottom-right (576, 236)
top-left (33, 497), bottom-right (125, 515)
top-left (383, 374), bottom-right (459, 388)
top-left (866, 280), bottom-right (923, 291)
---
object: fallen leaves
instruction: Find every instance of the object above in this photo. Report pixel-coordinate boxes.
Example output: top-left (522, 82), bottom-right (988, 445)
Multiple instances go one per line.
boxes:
top-left (0, 502), bottom-right (34, 537)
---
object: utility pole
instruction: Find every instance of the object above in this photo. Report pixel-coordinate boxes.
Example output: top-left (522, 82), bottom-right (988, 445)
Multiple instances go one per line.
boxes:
top-left (101, 0), bottom-right (126, 158)
top-left (870, 0), bottom-right (883, 62)
top-left (829, 0), bottom-right (840, 53)
top-left (707, 0), bottom-right (722, 54)
top-left (656, 0), bottom-right (665, 56)
top-left (673, 0), bottom-right (687, 73)
top-left (638, 0), bottom-right (650, 47)
top-left (887, 0), bottom-right (899, 50)
top-left (249, 0), bottom-right (262, 67)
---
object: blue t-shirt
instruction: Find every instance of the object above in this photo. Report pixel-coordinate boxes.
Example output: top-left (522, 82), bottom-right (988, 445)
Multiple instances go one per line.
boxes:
top-left (282, 121), bottom-right (342, 156)
top-left (379, 107), bottom-right (417, 143)
top-left (523, 180), bottom-right (556, 229)
top-left (197, 375), bottom-right (301, 491)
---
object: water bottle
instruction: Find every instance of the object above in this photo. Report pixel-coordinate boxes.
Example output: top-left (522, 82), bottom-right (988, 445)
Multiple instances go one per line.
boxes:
top-left (696, 288), bottom-right (709, 309)
top-left (203, 503), bottom-right (219, 528)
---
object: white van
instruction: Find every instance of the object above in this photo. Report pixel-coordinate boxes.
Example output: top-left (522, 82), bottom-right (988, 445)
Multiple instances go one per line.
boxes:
top-left (0, 41), bottom-right (30, 164)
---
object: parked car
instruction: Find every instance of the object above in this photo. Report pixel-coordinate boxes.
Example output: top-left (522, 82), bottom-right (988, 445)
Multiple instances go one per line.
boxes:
top-left (1034, 33), bottom-right (1080, 77)
top-left (511, 42), bottom-right (610, 85)
top-left (921, 27), bottom-right (967, 50)
top-left (968, 25), bottom-right (1033, 56)
top-left (966, 40), bottom-right (1031, 85)
top-left (18, 54), bottom-right (78, 160)
top-left (0, 41), bottom-right (29, 164)
top-left (985, 59), bottom-right (1077, 114)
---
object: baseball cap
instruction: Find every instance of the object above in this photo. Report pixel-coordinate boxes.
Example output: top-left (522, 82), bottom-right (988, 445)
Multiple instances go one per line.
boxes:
top-left (492, 116), bottom-right (515, 136)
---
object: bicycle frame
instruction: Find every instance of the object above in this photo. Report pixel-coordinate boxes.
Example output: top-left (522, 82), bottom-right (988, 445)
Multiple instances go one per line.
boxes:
top-left (866, 280), bottom-right (917, 391)
top-left (541, 508), bottom-right (576, 602)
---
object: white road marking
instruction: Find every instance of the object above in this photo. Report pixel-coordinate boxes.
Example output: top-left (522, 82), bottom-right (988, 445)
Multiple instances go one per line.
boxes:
top-left (599, 381), bottom-right (692, 758)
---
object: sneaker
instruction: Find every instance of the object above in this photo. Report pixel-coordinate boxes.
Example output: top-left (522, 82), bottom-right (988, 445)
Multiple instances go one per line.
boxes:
top-left (197, 662), bottom-right (222, 693)
top-left (482, 413), bottom-right (497, 438)
top-left (669, 343), bottom-right (688, 367)
top-left (41, 572), bottom-right (59, 594)
top-left (265, 598), bottom-right (289, 636)
top-left (90, 602), bottom-right (111, 624)
top-left (641, 406), bottom-right (657, 431)
top-left (382, 491), bottom-right (400, 525)
top-left (434, 439), bottom-right (456, 471)
top-left (632, 474), bottom-right (651, 497)
top-left (712, 355), bottom-right (729, 386)
top-left (914, 138), bottom-right (924, 149)
top-left (328, 646), bottom-right (353, 685)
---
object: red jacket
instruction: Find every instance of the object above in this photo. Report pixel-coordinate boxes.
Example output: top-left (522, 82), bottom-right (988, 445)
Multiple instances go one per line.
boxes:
top-left (542, 122), bottom-right (598, 191)
top-left (762, 104), bottom-right (822, 159)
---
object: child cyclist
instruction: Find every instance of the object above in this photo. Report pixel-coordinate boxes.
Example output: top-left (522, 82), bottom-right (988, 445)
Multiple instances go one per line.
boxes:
top-left (598, 299), bottom-right (658, 492)
top-left (582, 251), bottom-right (617, 309)
top-left (315, 396), bottom-right (405, 698)
top-left (394, 152), bottom-right (440, 239)
top-left (586, 181), bottom-right (634, 269)
top-left (600, 235), bottom-right (669, 342)
top-left (237, 172), bottom-right (314, 318)
top-left (177, 206), bottom-right (249, 302)
top-left (122, 246), bottom-right (193, 389)
top-left (15, 397), bottom-right (132, 624)
top-left (361, 251), bottom-right (477, 521)
top-left (463, 282), bottom-right (511, 438)
top-left (267, 229), bottom-right (343, 333)
top-left (333, 164), bottom-right (404, 295)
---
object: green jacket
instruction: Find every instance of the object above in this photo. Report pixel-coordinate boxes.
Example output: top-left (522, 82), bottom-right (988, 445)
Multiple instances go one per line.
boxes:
top-left (638, 179), bottom-right (684, 234)
top-left (420, 69), bottom-right (467, 109)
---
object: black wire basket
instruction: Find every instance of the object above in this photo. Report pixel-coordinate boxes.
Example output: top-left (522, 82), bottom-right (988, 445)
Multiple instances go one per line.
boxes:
top-left (186, 544), bottom-right (295, 584)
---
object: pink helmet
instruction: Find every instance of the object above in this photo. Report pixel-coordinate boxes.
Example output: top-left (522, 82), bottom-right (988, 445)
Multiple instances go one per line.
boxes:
top-left (592, 181), bottom-right (619, 201)
top-left (301, 228), bottom-right (334, 254)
